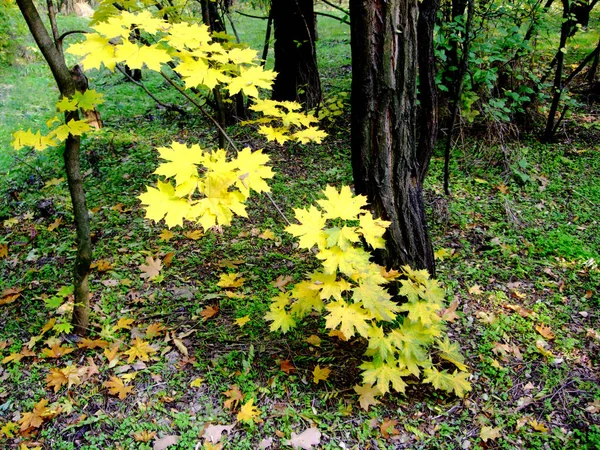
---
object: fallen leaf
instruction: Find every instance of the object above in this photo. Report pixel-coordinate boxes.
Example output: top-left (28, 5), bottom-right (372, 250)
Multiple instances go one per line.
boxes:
top-left (40, 343), bottom-right (75, 358)
top-left (305, 335), bottom-right (321, 347)
top-left (468, 284), bottom-right (483, 295)
top-left (259, 229), bottom-right (275, 240)
top-left (280, 359), bottom-right (296, 374)
top-left (171, 334), bottom-right (188, 356)
top-left (585, 399), bottom-right (600, 413)
top-left (312, 365), bottom-right (331, 384)
top-left (78, 338), bottom-right (110, 349)
top-left (184, 230), bottom-right (203, 240)
top-left (153, 434), bottom-right (179, 450)
top-left (163, 252), bottom-right (175, 266)
top-left (190, 377), bottom-right (204, 388)
top-left (287, 427), bottom-right (321, 449)
top-left (159, 229), bottom-right (175, 242)
top-left (354, 383), bottom-right (381, 411)
top-left (223, 385), bottom-right (243, 410)
top-left (503, 303), bottom-right (535, 318)
top-left (91, 259), bottom-right (114, 272)
top-left (259, 437), bottom-right (273, 449)
top-left (273, 275), bottom-right (293, 290)
top-left (47, 217), bottom-right (63, 231)
top-left (535, 340), bottom-right (554, 358)
top-left (217, 272), bottom-right (245, 289)
top-left (439, 298), bottom-right (459, 322)
top-left (202, 424), bottom-right (235, 443)
top-left (124, 338), bottom-right (157, 363)
top-left (328, 329), bottom-right (348, 340)
top-left (476, 311), bottom-right (498, 325)
top-left (237, 399), bottom-right (261, 423)
top-left (480, 426), bottom-right (502, 442)
top-left (200, 305), bottom-right (219, 321)
top-left (115, 317), bottom-right (135, 331)
top-left (133, 430), bottom-right (156, 442)
top-left (379, 418), bottom-right (399, 439)
top-left (139, 256), bottom-right (162, 280)
top-left (104, 376), bottom-right (134, 400)
top-left (528, 420), bottom-right (548, 433)
top-left (234, 316), bottom-right (250, 327)
top-left (434, 247), bottom-right (454, 260)
top-left (586, 329), bottom-right (600, 341)
top-left (145, 323), bottom-right (164, 339)
top-left (0, 287), bottom-right (23, 305)
top-left (19, 399), bottom-right (51, 431)
top-left (0, 244), bottom-right (7, 258)
top-left (535, 324), bottom-right (556, 340)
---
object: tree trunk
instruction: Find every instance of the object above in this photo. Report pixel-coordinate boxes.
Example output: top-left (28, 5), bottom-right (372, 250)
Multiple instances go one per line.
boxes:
top-left (271, 0), bottom-right (322, 108)
top-left (350, 0), bottom-right (436, 274)
top-left (16, 0), bottom-right (92, 335)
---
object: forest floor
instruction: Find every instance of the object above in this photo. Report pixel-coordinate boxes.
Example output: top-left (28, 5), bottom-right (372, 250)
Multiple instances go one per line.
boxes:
top-left (1, 5), bottom-right (600, 450)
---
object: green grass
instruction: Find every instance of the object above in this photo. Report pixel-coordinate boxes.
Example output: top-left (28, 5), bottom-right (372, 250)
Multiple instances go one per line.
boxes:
top-left (1, 3), bottom-right (599, 450)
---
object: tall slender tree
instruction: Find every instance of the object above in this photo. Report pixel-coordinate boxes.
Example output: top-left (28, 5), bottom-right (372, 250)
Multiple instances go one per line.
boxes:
top-left (16, 0), bottom-right (92, 335)
top-left (350, 0), bottom-right (438, 274)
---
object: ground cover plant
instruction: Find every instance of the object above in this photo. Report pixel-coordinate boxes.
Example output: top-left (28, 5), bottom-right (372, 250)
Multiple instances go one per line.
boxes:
top-left (1, 1), bottom-right (599, 449)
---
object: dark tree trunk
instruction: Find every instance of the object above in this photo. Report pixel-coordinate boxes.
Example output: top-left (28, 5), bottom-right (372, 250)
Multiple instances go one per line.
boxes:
top-left (542, 0), bottom-right (570, 143)
top-left (350, 0), bottom-right (436, 274)
top-left (272, 0), bottom-right (322, 108)
top-left (16, 0), bottom-right (92, 335)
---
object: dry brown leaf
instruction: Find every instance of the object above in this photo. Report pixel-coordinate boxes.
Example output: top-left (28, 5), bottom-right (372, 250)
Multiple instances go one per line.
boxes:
top-left (528, 420), bottom-right (548, 433)
top-left (153, 434), bottom-right (179, 450)
top-left (379, 418), bottom-right (399, 439)
top-left (200, 305), bottom-right (219, 321)
top-left (0, 287), bottom-right (23, 305)
top-left (468, 284), bottom-right (483, 295)
top-left (91, 259), bottom-right (114, 272)
top-left (139, 256), bottom-right (162, 280)
top-left (163, 252), bottom-right (175, 266)
top-left (19, 399), bottom-right (51, 431)
top-left (0, 243), bottom-right (7, 258)
top-left (439, 298), bottom-right (459, 322)
top-left (273, 275), bottom-right (293, 291)
top-left (146, 323), bottom-right (164, 339)
top-left (124, 338), bottom-right (157, 363)
top-left (280, 359), bottom-right (296, 374)
top-left (535, 323), bottom-right (556, 340)
top-left (171, 334), bottom-right (188, 357)
top-left (585, 400), bottom-right (600, 413)
top-left (78, 338), bottom-right (110, 349)
top-left (287, 427), bottom-right (321, 449)
top-left (503, 303), bottom-right (535, 318)
top-left (223, 385), bottom-right (243, 410)
top-left (586, 328), bottom-right (600, 341)
top-left (202, 423), bottom-right (235, 443)
top-left (40, 343), bottom-right (75, 359)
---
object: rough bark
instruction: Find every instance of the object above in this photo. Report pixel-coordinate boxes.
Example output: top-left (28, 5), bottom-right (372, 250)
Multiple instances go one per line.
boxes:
top-left (350, 0), bottom-right (436, 274)
top-left (16, 0), bottom-right (92, 335)
top-left (271, 0), bottom-right (322, 108)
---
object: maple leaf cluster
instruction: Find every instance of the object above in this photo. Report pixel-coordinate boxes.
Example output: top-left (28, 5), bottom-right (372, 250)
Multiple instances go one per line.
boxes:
top-left (138, 144), bottom-right (274, 229)
top-left (266, 186), bottom-right (472, 400)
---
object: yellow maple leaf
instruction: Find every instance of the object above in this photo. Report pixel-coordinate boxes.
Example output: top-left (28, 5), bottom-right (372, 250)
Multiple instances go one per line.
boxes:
top-left (360, 359), bottom-right (408, 395)
top-left (235, 316), bottom-right (251, 327)
top-left (52, 119), bottom-right (91, 141)
top-left (115, 41), bottom-right (171, 71)
top-left (227, 66), bottom-right (276, 98)
top-left (153, 142), bottom-right (204, 186)
top-left (358, 212), bottom-right (390, 249)
top-left (258, 125), bottom-right (290, 145)
top-left (285, 205), bottom-right (327, 250)
top-left (104, 376), bottom-right (133, 400)
top-left (159, 229), bottom-right (175, 242)
top-left (233, 147), bottom-right (274, 195)
top-left (237, 398), bottom-right (261, 423)
top-left (291, 126), bottom-right (328, 144)
top-left (67, 33), bottom-right (117, 71)
top-left (317, 185), bottom-right (367, 220)
top-left (217, 272), bottom-right (245, 288)
top-left (12, 129), bottom-right (57, 151)
top-left (139, 180), bottom-right (191, 228)
top-left (309, 271), bottom-right (351, 301)
top-left (312, 365), bottom-right (331, 384)
top-left (177, 57), bottom-right (231, 90)
top-left (124, 338), bottom-right (157, 363)
top-left (353, 383), bottom-right (381, 411)
top-left (165, 22), bottom-right (211, 51)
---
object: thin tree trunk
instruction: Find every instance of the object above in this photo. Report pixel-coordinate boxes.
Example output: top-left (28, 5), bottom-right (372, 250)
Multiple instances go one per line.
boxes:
top-left (350, 0), bottom-right (435, 274)
top-left (542, 0), bottom-right (570, 143)
top-left (16, 0), bottom-right (92, 335)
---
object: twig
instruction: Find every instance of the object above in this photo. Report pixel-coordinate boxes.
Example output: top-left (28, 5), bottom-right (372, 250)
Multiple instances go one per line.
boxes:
top-left (315, 11), bottom-right (349, 25)
top-left (235, 10), bottom-right (268, 20)
top-left (320, 0), bottom-right (349, 16)
top-left (56, 29), bottom-right (88, 49)
top-left (116, 64), bottom-right (186, 114)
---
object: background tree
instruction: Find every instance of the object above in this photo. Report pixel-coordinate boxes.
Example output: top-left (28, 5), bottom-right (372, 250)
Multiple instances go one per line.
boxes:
top-left (271, 0), bottom-right (322, 108)
top-left (16, 0), bottom-right (92, 335)
top-left (349, 0), bottom-right (438, 274)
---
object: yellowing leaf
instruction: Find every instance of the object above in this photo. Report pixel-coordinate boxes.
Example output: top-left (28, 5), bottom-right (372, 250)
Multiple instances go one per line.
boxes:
top-left (258, 125), bottom-right (290, 145)
top-left (52, 119), bottom-right (91, 140)
top-left (183, 230), bottom-right (204, 240)
top-left (200, 305), bottom-right (220, 321)
top-left (325, 300), bottom-right (371, 339)
top-left (115, 40), bottom-right (171, 71)
top-left (19, 398), bottom-right (51, 431)
top-left (285, 205), bottom-right (327, 250)
top-left (353, 383), bottom-right (381, 411)
top-left (360, 360), bottom-right (408, 395)
top-left (223, 385), bottom-right (243, 410)
top-left (227, 66), bottom-right (276, 98)
top-left (217, 272), bottom-right (245, 288)
top-left (138, 180), bottom-right (191, 228)
top-left (237, 398), bottom-right (261, 423)
top-left (480, 426), bottom-right (502, 442)
top-left (528, 420), bottom-right (548, 433)
top-left (159, 229), bottom-right (175, 242)
top-left (0, 243), bottom-right (7, 259)
top-left (468, 284), bottom-right (483, 295)
top-left (291, 126), bottom-right (328, 144)
top-left (115, 317), bottom-right (135, 331)
top-left (304, 335), bottom-right (321, 347)
top-left (436, 337), bottom-right (468, 371)
top-left (312, 365), bottom-right (331, 384)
